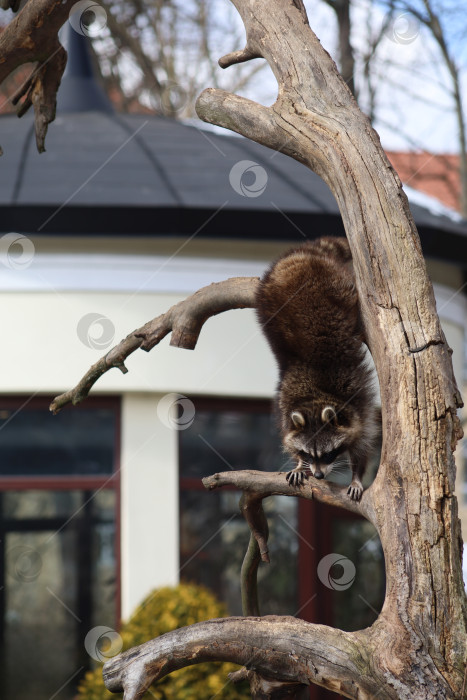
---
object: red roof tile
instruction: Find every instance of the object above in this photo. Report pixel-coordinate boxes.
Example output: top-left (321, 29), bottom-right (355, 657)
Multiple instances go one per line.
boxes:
top-left (386, 151), bottom-right (461, 212)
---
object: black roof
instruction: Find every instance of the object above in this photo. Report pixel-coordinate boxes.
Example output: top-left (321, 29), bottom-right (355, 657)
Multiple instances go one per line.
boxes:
top-left (1, 31), bottom-right (466, 266)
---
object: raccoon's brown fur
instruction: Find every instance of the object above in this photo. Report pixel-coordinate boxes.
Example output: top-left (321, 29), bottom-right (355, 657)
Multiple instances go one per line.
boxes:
top-left (256, 236), bottom-right (377, 500)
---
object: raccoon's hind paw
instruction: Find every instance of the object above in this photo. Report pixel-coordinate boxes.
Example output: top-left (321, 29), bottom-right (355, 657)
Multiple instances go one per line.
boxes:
top-left (286, 468), bottom-right (308, 487)
top-left (347, 480), bottom-right (363, 501)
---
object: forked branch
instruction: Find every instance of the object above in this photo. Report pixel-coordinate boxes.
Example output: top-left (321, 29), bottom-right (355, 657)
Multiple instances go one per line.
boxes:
top-left (50, 277), bottom-right (258, 413)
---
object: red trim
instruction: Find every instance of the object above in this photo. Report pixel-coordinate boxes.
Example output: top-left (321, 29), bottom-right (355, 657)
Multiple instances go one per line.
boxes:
top-left (114, 399), bottom-right (122, 626)
top-left (0, 475), bottom-right (118, 491)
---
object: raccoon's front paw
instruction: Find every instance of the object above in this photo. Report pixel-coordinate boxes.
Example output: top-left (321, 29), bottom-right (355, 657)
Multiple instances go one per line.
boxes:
top-left (347, 480), bottom-right (363, 501)
top-left (286, 468), bottom-right (308, 487)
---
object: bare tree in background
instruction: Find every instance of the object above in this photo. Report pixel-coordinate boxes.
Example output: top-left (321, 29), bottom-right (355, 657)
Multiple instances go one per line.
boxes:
top-left (70, 0), bottom-right (268, 117)
top-left (0, 0), bottom-right (268, 123)
top-left (378, 0), bottom-right (467, 215)
top-left (320, 0), bottom-right (357, 99)
top-left (303, 0), bottom-right (467, 215)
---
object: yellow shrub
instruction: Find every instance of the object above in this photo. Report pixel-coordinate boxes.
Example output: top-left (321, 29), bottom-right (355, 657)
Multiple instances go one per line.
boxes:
top-left (77, 583), bottom-right (248, 700)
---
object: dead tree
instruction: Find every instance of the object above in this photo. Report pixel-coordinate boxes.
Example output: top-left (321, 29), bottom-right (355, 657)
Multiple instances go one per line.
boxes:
top-left (44, 0), bottom-right (467, 697)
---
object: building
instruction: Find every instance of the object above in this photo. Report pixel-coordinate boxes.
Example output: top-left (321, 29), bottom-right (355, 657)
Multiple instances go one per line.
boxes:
top-left (0, 29), bottom-right (466, 700)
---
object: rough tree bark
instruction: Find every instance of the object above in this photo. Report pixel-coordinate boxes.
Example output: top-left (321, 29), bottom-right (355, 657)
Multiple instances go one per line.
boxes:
top-left (0, 0), bottom-right (81, 151)
top-left (44, 0), bottom-right (466, 697)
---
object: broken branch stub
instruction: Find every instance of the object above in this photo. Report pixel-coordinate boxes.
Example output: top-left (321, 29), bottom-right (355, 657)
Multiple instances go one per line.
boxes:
top-left (0, 0), bottom-right (82, 152)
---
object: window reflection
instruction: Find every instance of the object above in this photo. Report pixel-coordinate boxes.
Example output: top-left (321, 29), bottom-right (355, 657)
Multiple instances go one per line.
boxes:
top-left (330, 519), bottom-right (385, 631)
top-left (179, 402), bottom-right (299, 616)
top-left (0, 397), bottom-right (119, 700)
top-left (1, 489), bottom-right (117, 700)
top-left (0, 407), bottom-right (116, 476)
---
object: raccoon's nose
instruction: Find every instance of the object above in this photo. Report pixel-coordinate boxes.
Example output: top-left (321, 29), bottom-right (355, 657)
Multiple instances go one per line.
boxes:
top-left (314, 471), bottom-right (324, 480)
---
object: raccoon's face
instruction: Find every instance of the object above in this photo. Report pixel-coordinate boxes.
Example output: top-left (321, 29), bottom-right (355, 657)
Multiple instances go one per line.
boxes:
top-left (283, 405), bottom-right (358, 479)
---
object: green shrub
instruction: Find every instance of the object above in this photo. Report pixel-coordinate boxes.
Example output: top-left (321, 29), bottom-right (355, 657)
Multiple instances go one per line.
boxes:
top-left (77, 583), bottom-right (248, 700)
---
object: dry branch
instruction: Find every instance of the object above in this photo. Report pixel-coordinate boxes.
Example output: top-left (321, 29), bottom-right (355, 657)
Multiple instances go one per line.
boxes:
top-left (236, 489), bottom-right (311, 699)
top-left (49, 277), bottom-right (258, 413)
top-left (0, 0), bottom-right (81, 152)
top-left (103, 616), bottom-right (373, 700)
top-left (11, 45), bottom-right (67, 152)
top-left (220, 472), bottom-right (369, 699)
top-left (203, 469), bottom-right (367, 519)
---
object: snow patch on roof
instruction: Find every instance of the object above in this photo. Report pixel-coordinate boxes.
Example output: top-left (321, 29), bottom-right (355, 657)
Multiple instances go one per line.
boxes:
top-left (404, 185), bottom-right (464, 223)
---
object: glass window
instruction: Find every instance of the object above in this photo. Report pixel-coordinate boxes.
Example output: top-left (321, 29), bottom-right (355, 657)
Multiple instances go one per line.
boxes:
top-left (179, 405), bottom-right (291, 479)
top-left (179, 401), bottom-right (299, 616)
top-left (0, 406), bottom-right (116, 476)
top-left (0, 398), bottom-right (119, 700)
top-left (0, 489), bottom-right (117, 700)
top-left (330, 519), bottom-right (385, 631)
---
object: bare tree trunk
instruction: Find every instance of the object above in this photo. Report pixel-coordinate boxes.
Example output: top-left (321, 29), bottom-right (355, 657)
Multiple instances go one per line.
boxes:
top-left (381, 0), bottom-right (467, 216)
top-left (36, 0), bottom-right (464, 697)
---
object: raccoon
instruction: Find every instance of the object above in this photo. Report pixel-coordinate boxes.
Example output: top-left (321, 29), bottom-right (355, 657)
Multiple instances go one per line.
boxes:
top-left (256, 237), bottom-right (378, 501)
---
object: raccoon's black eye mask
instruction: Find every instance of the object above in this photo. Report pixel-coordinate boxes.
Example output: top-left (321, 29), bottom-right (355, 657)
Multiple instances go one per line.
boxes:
top-left (320, 448), bottom-right (342, 464)
top-left (298, 448), bottom-right (342, 464)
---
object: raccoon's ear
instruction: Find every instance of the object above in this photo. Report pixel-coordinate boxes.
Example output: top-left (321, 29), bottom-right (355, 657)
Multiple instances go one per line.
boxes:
top-left (291, 410), bottom-right (306, 428)
top-left (321, 406), bottom-right (337, 424)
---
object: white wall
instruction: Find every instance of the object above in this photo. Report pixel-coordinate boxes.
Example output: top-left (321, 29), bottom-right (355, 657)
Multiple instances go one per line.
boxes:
top-left (0, 291), bottom-right (277, 397)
